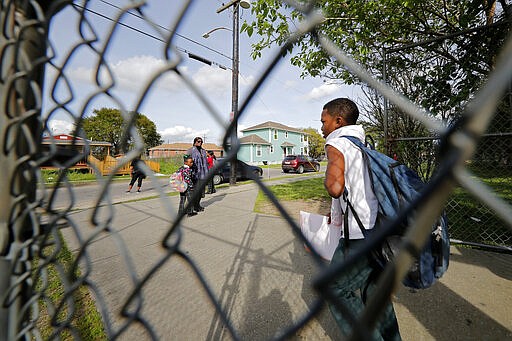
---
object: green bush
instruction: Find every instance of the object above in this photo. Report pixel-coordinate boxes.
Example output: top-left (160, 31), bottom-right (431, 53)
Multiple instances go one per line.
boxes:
top-left (159, 156), bottom-right (184, 175)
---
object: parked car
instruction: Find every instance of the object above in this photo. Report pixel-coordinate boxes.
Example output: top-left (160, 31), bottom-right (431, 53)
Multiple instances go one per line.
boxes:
top-left (212, 158), bottom-right (263, 185)
top-left (281, 155), bottom-right (320, 174)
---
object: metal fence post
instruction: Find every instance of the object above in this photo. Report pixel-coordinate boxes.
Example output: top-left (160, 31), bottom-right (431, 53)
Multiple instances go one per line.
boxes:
top-left (0, 4), bottom-right (19, 339)
top-left (0, 259), bottom-right (10, 341)
top-left (0, 2), bottom-right (50, 338)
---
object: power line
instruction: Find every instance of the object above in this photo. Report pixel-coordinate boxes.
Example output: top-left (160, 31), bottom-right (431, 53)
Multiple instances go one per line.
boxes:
top-left (73, 1), bottom-right (321, 114)
top-left (98, 0), bottom-right (233, 62)
top-left (73, 1), bottom-right (230, 70)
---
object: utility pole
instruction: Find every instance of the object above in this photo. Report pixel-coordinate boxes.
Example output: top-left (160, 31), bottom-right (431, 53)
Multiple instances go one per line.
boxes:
top-left (214, 0), bottom-right (251, 185)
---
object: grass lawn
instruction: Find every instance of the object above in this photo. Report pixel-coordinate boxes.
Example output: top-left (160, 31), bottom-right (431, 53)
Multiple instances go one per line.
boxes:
top-left (34, 232), bottom-right (107, 340)
top-left (255, 177), bottom-right (329, 215)
top-left (255, 174), bottom-right (511, 247)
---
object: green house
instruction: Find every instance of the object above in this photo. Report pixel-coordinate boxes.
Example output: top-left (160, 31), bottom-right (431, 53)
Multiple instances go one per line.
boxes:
top-left (238, 121), bottom-right (309, 165)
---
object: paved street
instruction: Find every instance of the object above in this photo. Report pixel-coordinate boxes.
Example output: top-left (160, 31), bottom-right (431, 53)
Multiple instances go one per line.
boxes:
top-left (59, 177), bottom-right (512, 340)
top-left (42, 166), bottom-right (307, 210)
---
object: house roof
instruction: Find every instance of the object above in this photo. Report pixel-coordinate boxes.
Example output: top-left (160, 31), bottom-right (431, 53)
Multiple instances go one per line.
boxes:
top-left (149, 142), bottom-right (223, 151)
top-left (241, 121), bottom-right (304, 133)
top-left (281, 142), bottom-right (296, 147)
top-left (239, 134), bottom-right (271, 145)
top-left (42, 134), bottom-right (112, 147)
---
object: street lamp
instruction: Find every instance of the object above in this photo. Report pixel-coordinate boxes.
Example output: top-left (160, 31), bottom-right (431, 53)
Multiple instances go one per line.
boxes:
top-left (216, 0), bottom-right (251, 13)
top-left (205, 0), bottom-right (250, 185)
top-left (202, 27), bottom-right (232, 39)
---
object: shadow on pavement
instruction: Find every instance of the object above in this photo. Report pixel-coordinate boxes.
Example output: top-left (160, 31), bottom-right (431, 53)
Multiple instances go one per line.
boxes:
top-left (451, 245), bottom-right (512, 280)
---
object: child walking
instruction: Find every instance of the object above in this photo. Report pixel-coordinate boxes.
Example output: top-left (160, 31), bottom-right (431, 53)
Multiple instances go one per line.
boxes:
top-left (178, 155), bottom-right (197, 217)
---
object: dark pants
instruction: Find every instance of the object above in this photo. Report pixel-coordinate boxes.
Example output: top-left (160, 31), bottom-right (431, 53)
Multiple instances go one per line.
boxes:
top-left (328, 239), bottom-right (401, 341)
top-left (207, 178), bottom-right (215, 193)
top-left (129, 172), bottom-right (144, 187)
top-left (178, 190), bottom-right (193, 215)
top-left (190, 184), bottom-right (205, 210)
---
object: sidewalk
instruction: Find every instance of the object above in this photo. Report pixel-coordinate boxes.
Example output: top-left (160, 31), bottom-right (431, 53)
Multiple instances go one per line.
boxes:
top-left (62, 179), bottom-right (512, 340)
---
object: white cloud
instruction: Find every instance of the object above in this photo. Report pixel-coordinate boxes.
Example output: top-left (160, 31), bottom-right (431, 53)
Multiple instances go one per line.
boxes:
top-left (192, 65), bottom-right (231, 96)
top-left (65, 55), bottom-right (246, 98)
top-left (239, 74), bottom-right (255, 87)
top-left (304, 83), bottom-right (342, 101)
top-left (284, 80), bottom-right (297, 88)
top-left (111, 55), bottom-right (184, 92)
top-left (159, 125), bottom-right (211, 143)
top-left (65, 66), bottom-right (92, 84)
top-left (47, 119), bottom-right (74, 134)
top-left (159, 125), bottom-right (194, 137)
top-left (237, 123), bottom-right (248, 132)
top-left (67, 55), bottom-right (186, 92)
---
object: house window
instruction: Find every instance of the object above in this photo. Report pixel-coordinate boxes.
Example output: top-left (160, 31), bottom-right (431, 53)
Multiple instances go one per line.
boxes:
top-left (256, 145), bottom-right (262, 157)
top-left (270, 145), bottom-right (274, 153)
top-left (285, 131), bottom-right (288, 138)
top-left (300, 147), bottom-right (304, 155)
top-left (304, 135), bottom-right (308, 142)
top-left (273, 129), bottom-right (278, 140)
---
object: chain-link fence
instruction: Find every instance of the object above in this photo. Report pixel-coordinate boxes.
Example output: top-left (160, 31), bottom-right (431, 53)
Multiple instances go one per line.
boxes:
top-left (1, 1), bottom-right (512, 340)
top-left (387, 134), bottom-right (512, 249)
top-left (382, 25), bottom-right (512, 250)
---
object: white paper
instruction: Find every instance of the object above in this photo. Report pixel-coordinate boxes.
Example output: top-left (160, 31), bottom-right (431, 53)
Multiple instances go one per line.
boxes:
top-left (299, 211), bottom-right (342, 261)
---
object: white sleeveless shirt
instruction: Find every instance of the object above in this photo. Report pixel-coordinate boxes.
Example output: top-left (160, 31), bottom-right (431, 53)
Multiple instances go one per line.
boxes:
top-left (325, 125), bottom-right (378, 239)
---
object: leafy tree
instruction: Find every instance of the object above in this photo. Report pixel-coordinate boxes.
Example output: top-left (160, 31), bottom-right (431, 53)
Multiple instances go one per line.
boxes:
top-left (244, 1), bottom-right (510, 84)
top-left (243, 1), bottom-right (510, 121)
top-left (244, 0), bottom-right (511, 175)
top-left (135, 113), bottom-right (163, 150)
top-left (82, 108), bottom-right (162, 158)
top-left (302, 127), bottom-right (325, 158)
top-left (360, 86), bottom-right (436, 180)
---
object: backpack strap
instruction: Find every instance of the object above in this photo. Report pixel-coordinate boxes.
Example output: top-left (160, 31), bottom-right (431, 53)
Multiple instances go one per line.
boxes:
top-left (341, 136), bottom-right (375, 191)
top-left (342, 190), bottom-right (350, 251)
top-left (338, 136), bottom-right (376, 248)
top-left (342, 188), bottom-right (372, 256)
top-left (341, 135), bottom-right (388, 217)
top-left (343, 189), bottom-right (370, 238)
top-left (342, 135), bottom-right (369, 149)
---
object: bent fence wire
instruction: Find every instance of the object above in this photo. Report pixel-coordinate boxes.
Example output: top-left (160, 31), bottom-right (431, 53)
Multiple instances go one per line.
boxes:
top-left (381, 26), bottom-right (512, 250)
top-left (0, 1), bottom-right (511, 340)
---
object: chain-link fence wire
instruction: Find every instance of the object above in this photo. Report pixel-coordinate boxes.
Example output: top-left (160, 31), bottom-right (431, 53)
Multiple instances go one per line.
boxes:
top-left (379, 25), bottom-right (512, 250)
top-left (1, 0), bottom-right (512, 340)
top-left (387, 134), bottom-right (512, 249)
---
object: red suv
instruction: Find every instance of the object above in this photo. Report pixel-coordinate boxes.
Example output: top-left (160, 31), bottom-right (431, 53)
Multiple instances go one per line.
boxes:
top-left (281, 155), bottom-right (320, 174)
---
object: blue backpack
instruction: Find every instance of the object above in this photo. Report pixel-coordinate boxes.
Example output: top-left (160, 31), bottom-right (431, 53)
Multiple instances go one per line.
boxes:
top-left (341, 135), bottom-right (450, 289)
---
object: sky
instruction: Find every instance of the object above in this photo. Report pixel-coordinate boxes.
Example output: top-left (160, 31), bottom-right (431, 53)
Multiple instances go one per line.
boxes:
top-left (44, 0), bottom-right (361, 145)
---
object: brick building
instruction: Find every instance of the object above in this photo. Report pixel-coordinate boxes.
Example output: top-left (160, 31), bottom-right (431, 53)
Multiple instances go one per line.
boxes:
top-left (148, 142), bottom-right (224, 158)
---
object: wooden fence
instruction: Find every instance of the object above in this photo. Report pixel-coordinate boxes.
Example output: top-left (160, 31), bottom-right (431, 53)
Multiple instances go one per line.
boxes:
top-left (88, 155), bottom-right (160, 176)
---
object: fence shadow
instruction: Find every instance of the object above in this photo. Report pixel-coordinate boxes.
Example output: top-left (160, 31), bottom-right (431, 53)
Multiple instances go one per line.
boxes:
top-left (394, 246), bottom-right (512, 340)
